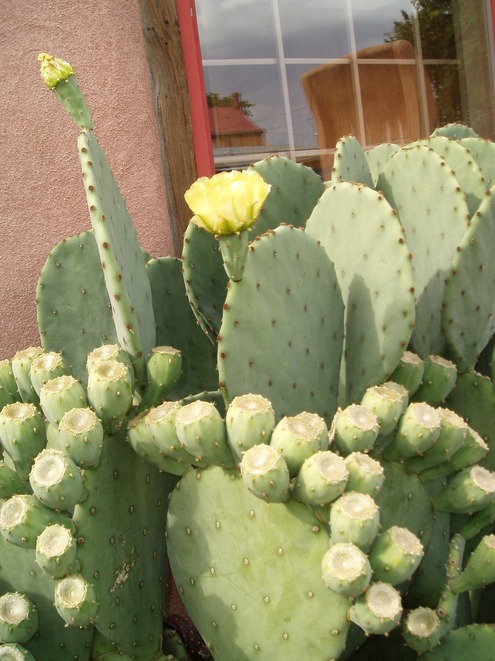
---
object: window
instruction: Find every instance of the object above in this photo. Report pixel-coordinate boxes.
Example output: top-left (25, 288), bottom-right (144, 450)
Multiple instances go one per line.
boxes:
top-left (194, 0), bottom-right (495, 175)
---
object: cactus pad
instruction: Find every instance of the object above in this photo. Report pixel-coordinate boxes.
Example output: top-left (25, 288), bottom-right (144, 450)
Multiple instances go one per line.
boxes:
top-left (442, 185), bottom-right (495, 370)
top-left (77, 129), bottom-right (156, 386)
top-left (377, 144), bottom-right (470, 357)
top-left (36, 230), bottom-right (116, 383)
top-left (306, 181), bottom-right (415, 404)
top-left (167, 466), bottom-right (350, 660)
top-left (218, 225), bottom-right (344, 422)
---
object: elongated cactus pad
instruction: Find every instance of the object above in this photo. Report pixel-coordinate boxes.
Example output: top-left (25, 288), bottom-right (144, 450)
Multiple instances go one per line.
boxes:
top-left (218, 225), bottom-right (344, 422)
top-left (77, 129), bottom-right (156, 388)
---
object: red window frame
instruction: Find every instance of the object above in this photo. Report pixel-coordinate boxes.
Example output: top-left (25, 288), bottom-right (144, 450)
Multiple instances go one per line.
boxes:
top-left (178, 0), bottom-right (495, 178)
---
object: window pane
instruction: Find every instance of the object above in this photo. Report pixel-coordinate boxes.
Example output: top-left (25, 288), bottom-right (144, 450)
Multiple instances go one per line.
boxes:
top-left (278, 0), bottom-right (350, 59)
top-left (197, 0), bottom-right (277, 59)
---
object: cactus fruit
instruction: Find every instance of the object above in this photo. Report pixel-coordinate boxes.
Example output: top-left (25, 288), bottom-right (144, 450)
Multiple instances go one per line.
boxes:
top-left (225, 393), bottom-right (275, 462)
top-left (348, 582), bottom-right (403, 635)
top-left (240, 443), bottom-right (290, 502)
top-left (0, 592), bottom-right (39, 645)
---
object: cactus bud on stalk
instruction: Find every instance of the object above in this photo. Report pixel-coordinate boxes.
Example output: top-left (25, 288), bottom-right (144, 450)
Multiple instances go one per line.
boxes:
top-left (344, 452), bottom-right (385, 496)
top-left (139, 346), bottom-right (182, 411)
top-left (389, 351), bottom-right (425, 396)
top-left (330, 404), bottom-right (379, 455)
top-left (10, 347), bottom-right (44, 404)
top-left (451, 534), bottom-right (495, 593)
top-left (368, 525), bottom-right (424, 585)
top-left (432, 465), bottom-right (495, 513)
top-left (360, 384), bottom-right (404, 437)
top-left (0, 360), bottom-right (20, 409)
top-left (29, 352), bottom-right (69, 396)
top-left (175, 400), bottom-right (234, 467)
top-left (38, 53), bottom-right (93, 129)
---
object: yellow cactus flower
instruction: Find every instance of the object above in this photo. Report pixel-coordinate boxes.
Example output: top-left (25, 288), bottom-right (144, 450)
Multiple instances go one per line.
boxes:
top-left (184, 169), bottom-right (271, 235)
top-left (38, 53), bottom-right (74, 90)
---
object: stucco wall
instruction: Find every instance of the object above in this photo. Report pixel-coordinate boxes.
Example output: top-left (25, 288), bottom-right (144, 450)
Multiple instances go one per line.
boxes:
top-left (0, 0), bottom-right (173, 359)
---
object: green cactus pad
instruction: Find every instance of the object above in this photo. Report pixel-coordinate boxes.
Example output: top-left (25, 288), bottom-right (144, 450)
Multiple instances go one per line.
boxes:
top-left (72, 429), bottom-right (176, 658)
top-left (377, 144), bottom-right (470, 357)
top-left (181, 222), bottom-right (228, 341)
top-left (443, 185), bottom-right (495, 370)
top-left (445, 370), bottom-right (495, 471)
top-left (306, 181), bottom-right (415, 404)
top-left (412, 136), bottom-right (486, 216)
top-left (218, 225), bottom-right (344, 422)
top-left (461, 137), bottom-right (495, 188)
top-left (250, 156), bottom-right (325, 234)
top-left (331, 135), bottom-right (374, 187)
top-left (420, 624), bottom-right (495, 660)
top-left (365, 143), bottom-right (400, 186)
top-left (431, 123), bottom-right (479, 139)
top-left (37, 229), bottom-right (117, 384)
top-left (167, 466), bottom-right (350, 661)
top-left (77, 129), bottom-right (156, 388)
top-left (146, 256), bottom-right (218, 399)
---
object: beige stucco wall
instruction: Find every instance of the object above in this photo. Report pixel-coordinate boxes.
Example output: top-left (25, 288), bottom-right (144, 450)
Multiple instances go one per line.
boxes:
top-left (0, 0), bottom-right (173, 359)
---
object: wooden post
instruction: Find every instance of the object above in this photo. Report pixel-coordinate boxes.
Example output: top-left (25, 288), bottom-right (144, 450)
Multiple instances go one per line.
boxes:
top-left (139, 0), bottom-right (198, 256)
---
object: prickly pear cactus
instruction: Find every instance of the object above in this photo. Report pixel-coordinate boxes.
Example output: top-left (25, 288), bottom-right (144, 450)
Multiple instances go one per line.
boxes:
top-left (10, 54), bottom-right (495, 661)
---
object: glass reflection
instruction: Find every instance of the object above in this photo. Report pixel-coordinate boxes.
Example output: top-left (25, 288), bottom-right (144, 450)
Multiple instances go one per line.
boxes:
top-left (196, 0), bottom-right (495, 172)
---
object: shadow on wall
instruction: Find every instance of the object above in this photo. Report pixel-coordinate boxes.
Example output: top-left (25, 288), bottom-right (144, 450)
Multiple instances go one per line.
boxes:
top-left (301, 40), bottom-right (437, 179)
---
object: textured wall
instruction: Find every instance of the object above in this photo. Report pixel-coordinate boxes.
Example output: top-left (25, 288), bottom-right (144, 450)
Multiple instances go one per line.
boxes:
top-left (0, 0), bottom-right (173, 358)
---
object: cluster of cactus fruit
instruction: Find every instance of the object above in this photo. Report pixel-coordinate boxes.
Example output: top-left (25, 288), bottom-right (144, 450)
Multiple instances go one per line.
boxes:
top-left (2, 54), bottom-right (495, 660)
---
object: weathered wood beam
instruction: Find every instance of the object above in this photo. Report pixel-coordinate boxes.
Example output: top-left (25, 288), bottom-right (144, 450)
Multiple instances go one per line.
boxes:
top-left (139, 0), bottom-right (197, 256)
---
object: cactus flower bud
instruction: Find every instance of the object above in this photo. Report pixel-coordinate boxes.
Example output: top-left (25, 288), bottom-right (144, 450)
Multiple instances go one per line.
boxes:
top-left (184, 170), bottom-right (271, 236)
top-left (38, 53), bottom-right (74, 89)
top-left (38, 53), bottom-right (93, 129)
